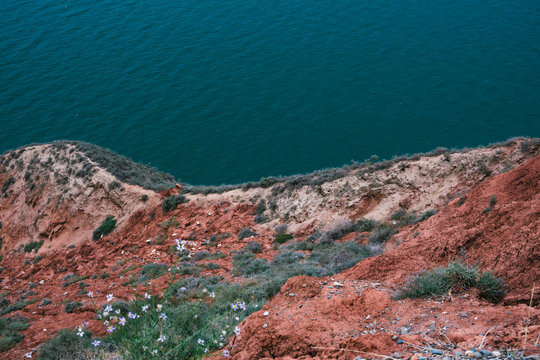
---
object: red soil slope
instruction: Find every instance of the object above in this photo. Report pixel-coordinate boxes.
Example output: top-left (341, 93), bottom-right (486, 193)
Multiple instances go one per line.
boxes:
top-left (225, 157), bottom-right (539, 359)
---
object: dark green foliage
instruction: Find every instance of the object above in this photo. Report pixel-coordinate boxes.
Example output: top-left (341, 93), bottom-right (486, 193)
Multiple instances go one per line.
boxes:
top-left (477, 271), bottom-right (508, 304)
top-left (92, 216), bottom-right (116, 240)
top-left (162, 194), bottom-right (188, 212)
top-left (33, 255), bottom-right (44, 264)
top-left (40, 298), bottom-right (52, 306)
top-left (237, 228), bottom-right (256, 240)
top-left (141, 194), bottom-right (149, 202)
top-left (108, 180), bottom-right (122, 190)
top-left (202, 262), bottom-right (221, 270)
top-left (458, 196), bottom-right (467, 206)
top-left (397, 261), bottom-right (507, 303)
top-left (232, 251), bottom-right (269, 275)
top-left (64, 301), bottom-right (82, 313)
top-left (274, 234), bottom-right (293, 244)
top-left (355, 218), bottom-right (377, 232)
top-left (482, 195), bottom-right (497, 213)
top-left (368, 225), bottom-right (397, 243)
top-left (192, 251), bottom-right (226, 261)
top-left (256, 199), bottom-right (266, 215)
top-left (140, 263), bottom-right (168, 279)
top-left (175, 262), bottom-right (202, 276)
top-left (37, 328), bottom-right (89, 360)
top-left (24, 240), bottom-right (44, 253)
top-left (1, 177), bottom-right (15, 194)
top-left (0, 300), bottom-right (28, 316)
top-left (243, 241), bottom-right (263, 253)
top-left (0, 316), bottom-right (29, 352)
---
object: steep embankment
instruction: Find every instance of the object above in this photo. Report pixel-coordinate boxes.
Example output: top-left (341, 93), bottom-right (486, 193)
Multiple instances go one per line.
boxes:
top-left (227, 156), bottom-right (539, 359)
top-left (0, 138), bottom-right (537, 359)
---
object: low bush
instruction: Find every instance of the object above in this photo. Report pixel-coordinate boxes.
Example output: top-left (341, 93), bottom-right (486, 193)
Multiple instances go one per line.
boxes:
top-left (92, 216), bottom-right (116, 241)
top-left (237, 228), bottom-right (256, 240)
top-left (274, 234), bottom-right (293, 244)
top-left (243, 241), bottom-right (263, 254)
top-left (368, 225), bottom-right (397, 243)
top-left (162, 194), bottom-right (188, 212)
top-left (0, 316), bottom-right (29, 352)
top-left (477, 271), bottom-right (508, 304)
top-left (37, 328), bottom-right (90, 360)
top-left (24, 240), bottom-right (44, 253)
top-left (140, 263), bottom-right (168, 279)
top-left (64, 301), bottom-right (82, 313)
top-left (397, 261), bottom-right (507, 303)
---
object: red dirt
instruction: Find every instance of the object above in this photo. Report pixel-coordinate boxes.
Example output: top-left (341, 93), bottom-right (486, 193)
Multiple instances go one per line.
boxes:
top-left (0, 146), bottom-right (538, 359)
top-left (224, 157), bottom-right (540, 359)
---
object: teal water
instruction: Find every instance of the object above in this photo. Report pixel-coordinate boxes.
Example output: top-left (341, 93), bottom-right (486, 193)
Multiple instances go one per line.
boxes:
top-left (1, 1), bottom-right (539, 185)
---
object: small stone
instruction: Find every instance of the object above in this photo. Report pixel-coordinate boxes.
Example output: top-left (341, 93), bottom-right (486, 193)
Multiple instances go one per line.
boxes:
top-left (480, 349), bottom-right (492, 357)
top-left (492, 351), bottom-right (501, 357)
top-left (465, 350), bottom-right (475, 358)
top-left (431, 349), bottom-right (443, 355)
top-left (397, 339), bottom-right (404, 344)
top-left (454, 350), bottom-right (464, 357)
top-left (460, 312), bottom-right (468, 318)
top-left (390, 353), bottom-right (401, 359)
top-left (473, 351), bottom-right (482, 359)
top-left (289, 293), bottom-right (295, 297)
top-left (418, 357), bottom-right (427, 360)
top-left (392, 335), bottom-right (399, 341)
top-left (263, 311), bottom-right (269, 316)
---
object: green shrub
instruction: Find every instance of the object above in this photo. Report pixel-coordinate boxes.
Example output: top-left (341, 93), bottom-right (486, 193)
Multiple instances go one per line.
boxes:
top-left (162, 194), bottom-right (188, 212)
top-left (33, 255), bottom-right (44, 264)
top-left (232, 251), bottom-right (269, 275)
top-left (202, 262), bottom-right (221, 270)
top-left (24, 240), bottom-right (44, 253)
top-left (0, 316), bottom-right (29, 352)
top-left (458, 196), bottom-right (467, 206)
top-left (140, 263), bottom-right (168, 279)
top-left (368, 225), bottom-right (397, 243)
top-left (482, 195), bottom-right (497, 213)
top-left (1, 177), bottom-right (15, 194)
top-left (397, 261), bottom-right (507, 303)
top-left (237, 228), bottom-right (256, 240)
top-left (141, 194), bottom-right (149, 202)
top-left (477, 271), bottom-right (508, 304)
top-left (37, 328), bottom-right (89, 360)
top-left (64, 301), bottom-right (82, 313)
top-left (92, 216), bottom-right (116, 240)
top-left (243, 241), bottom-right (263, 253)
top-left (274, 234), bottom-right (293, 244)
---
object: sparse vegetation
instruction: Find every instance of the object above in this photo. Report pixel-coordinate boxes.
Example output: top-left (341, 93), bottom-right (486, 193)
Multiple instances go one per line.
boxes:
top-left (274, 233), bottom-right (293, 244)
top-left (24, 240), bottom-right (44, 253)
top-left (158, 217), bottom-right (179, 229)
top-left (1, 177), bottom-right (15, 194)
top-left (0, 316), bottom-right (29, 352)
top-left (37, 328), bottom-right (90, 360)
top-left (482, 195), bottom-right (497, 213)
top-left (162, 194), bottom-right (188, 212)
top-left (237, 228), bottom-right (256, 240)
top-left (92, 216), bottom-right (117, 240)
top-left (64, 301), bottom-right (82, 313)
top-left (397, 261), bottom-right (507, 303)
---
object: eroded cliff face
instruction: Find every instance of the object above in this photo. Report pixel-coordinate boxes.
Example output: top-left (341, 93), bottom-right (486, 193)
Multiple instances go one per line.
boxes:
top-left (0, 142), bottom-right (162, 252)
top-left (0, 138), bottom-right (538, 359)
top-left (228, 157), bottom-right (539, 360)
